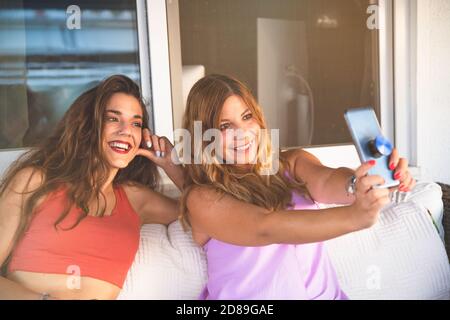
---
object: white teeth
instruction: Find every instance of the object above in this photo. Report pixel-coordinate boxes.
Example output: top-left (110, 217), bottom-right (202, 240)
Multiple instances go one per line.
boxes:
top-left (235, 140), bottom-right (254, 151)
top-left (110, 142), bottom-right (130, 150)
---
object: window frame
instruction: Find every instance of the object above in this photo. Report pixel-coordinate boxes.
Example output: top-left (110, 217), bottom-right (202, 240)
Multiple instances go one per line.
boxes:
top-left (145, 0), bottom-right (174, 142)
top-left (0, 0), bottom-right (175, 176)
top-left (393, 0), bottom-right (418, 169)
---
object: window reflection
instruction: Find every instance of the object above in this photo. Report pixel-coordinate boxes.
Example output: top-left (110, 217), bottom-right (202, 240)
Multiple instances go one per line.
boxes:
top-left (179, 0), bottom-right (380, 148)
top-left (0, 1), bottom-right (141, 149)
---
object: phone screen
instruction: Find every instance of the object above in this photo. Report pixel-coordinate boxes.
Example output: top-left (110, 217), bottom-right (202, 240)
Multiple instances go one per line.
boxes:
top-left (344, 107), bottom-right (399, 189)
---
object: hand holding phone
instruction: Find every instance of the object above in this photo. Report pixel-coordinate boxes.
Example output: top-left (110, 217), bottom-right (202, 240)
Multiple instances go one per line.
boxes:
top-left (344, 107), bottom-right (400, 189)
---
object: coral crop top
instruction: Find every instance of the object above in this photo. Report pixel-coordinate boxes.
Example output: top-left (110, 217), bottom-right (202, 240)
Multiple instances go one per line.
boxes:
top-left (7, 185), bottom-right (141, 288)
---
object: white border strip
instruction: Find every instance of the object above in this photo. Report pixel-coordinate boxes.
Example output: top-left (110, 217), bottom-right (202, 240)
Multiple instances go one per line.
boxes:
top-left (393, 0), bottom-right (418, 167)
top-left (379, 0), bottom-right (395, 143)
top-left (136, 0), bottom-right (154, 129)
top-left (146, 0), bottom-right (174, 142)
top-left (409, 1), bottom-right (418, 168)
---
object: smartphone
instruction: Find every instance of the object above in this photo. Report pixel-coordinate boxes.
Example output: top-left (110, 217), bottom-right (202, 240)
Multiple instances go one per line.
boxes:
top-left (344, 107), bottom-right (399, 189)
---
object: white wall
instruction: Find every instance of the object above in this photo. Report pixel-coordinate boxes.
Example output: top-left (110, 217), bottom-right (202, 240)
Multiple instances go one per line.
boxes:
top-left (416, 0), bottom-right (450, 185)
top-left (0, 149), bottom-right (25, 177)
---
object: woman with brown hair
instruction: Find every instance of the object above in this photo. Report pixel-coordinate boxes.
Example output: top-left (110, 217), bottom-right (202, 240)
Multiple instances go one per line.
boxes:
top-left (0, 75), bottom-right (183, 300)
top-left (181, 74), bottom-right (416, 300)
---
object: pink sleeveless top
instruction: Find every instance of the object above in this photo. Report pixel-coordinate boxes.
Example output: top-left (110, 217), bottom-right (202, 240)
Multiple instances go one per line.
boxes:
top-left (199, 191), bottom-right (348, 300)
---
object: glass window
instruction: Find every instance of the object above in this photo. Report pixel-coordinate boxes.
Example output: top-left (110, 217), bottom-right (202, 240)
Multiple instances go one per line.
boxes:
top-left (0, 0), bottom-right (144, 149)
top-left (177, 0), bottom-right (380, 148)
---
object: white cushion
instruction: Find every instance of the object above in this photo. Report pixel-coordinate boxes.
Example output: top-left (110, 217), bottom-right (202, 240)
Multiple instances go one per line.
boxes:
top-left (118, 182), bottom-right (450, 300)
top-left (407, 181), bottom-right (445, 240)
top-left (326, 200), bottom-right (450, 300)
top-left (117, 222), bottom-right (207, 300)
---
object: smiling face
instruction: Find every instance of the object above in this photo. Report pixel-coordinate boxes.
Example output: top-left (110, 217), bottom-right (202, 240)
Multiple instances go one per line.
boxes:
top-left (218, 95), bottom-right (261, 164)
top-left (102, 92), bottom-right (144, 170)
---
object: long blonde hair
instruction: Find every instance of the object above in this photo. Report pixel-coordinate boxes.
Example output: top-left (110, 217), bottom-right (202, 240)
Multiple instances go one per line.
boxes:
top-left (180, 74), bottom-right (309, 227)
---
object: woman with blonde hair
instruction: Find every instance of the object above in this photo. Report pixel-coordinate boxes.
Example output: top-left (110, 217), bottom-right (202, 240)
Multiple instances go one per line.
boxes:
top-left (181, 74), bottom-right (416, 300)
top-left (0, 75), bottom-right (182, 300)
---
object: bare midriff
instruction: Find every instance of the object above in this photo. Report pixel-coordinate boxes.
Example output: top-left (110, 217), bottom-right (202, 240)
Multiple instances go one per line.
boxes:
top-left (7, 271), bottom-right (121, 300)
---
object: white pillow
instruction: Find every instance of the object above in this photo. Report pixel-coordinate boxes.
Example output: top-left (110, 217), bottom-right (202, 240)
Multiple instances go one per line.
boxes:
top-left (117, 221), bottom-right (207, 300)
top-left (326, 200), bottom-right (450, 300)
top-left (407, 181), bottom-right (445, 240)
top-left (319, 181), bottom-right (445, 240)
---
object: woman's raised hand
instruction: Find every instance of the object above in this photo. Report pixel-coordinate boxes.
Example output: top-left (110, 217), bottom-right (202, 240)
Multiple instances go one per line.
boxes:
top-left (137, 129), bottom-right (184, 190)
top-left (349, 160), bottom-right (391, 230)
top-left (388, 148), bottom-right (416, 192)
top-left (136, 128), bottom-right (176, 169)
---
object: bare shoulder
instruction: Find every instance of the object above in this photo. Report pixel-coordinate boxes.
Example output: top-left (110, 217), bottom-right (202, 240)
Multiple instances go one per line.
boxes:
top-left (4, 167), bottom-right (44, 194)
top-left (121, 183), bottom-right (178, 225)
top-left (0, 167), bottom-right (45, 264)
top-left (186, 185), bottom-right (259, 224)
top-left (186, 186), bottom-right (223, 213)
top-left (282, 149), bottom-right (322, 177)
top-left (186, 186), bottom-right (226, 228)
top-left (185, 186), bottom-right (224, 245)
top-left (282, 148), bottom-right (321, 165)
top-left (121, 183), bottom-right (155, 209)
top-left (121, 182), bottom-right (153, 196)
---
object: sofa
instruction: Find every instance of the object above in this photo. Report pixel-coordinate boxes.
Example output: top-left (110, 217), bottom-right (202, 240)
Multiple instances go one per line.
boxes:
top-left (118, 181), bottom-right (450, 300)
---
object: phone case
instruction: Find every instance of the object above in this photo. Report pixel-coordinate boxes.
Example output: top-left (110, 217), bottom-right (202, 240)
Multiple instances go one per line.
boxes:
top-left (344, 107), bottom-right (400, 189)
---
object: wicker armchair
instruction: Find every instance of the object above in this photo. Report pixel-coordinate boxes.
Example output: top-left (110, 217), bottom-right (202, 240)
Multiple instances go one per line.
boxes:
top-left (437, 183), bottom-right (450, 260)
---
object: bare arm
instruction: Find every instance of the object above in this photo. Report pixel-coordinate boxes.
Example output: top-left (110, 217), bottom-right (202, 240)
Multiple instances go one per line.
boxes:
top-left (187, 187), bottom-right (355, 246)
top-left (187, 162), bottom-right (390, 247)
top-left (286, 147), bottom-right (417, 205)
top-left (284, 149), bottom-right (356, 205)
top-left (160, 161), bottom-right (185, 192)
top-left (138, 130), bottom-right (185, 191)
top-left (0, 168), bottom-right (46, 299)
top-left (124, 184), bottom-right (179, 226)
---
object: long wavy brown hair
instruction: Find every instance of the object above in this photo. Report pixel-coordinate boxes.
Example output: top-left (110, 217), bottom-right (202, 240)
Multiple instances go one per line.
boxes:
top-left (180, 74), bottom-right (309, 227)
top-left (0, 75), bottom-right (159, 274)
